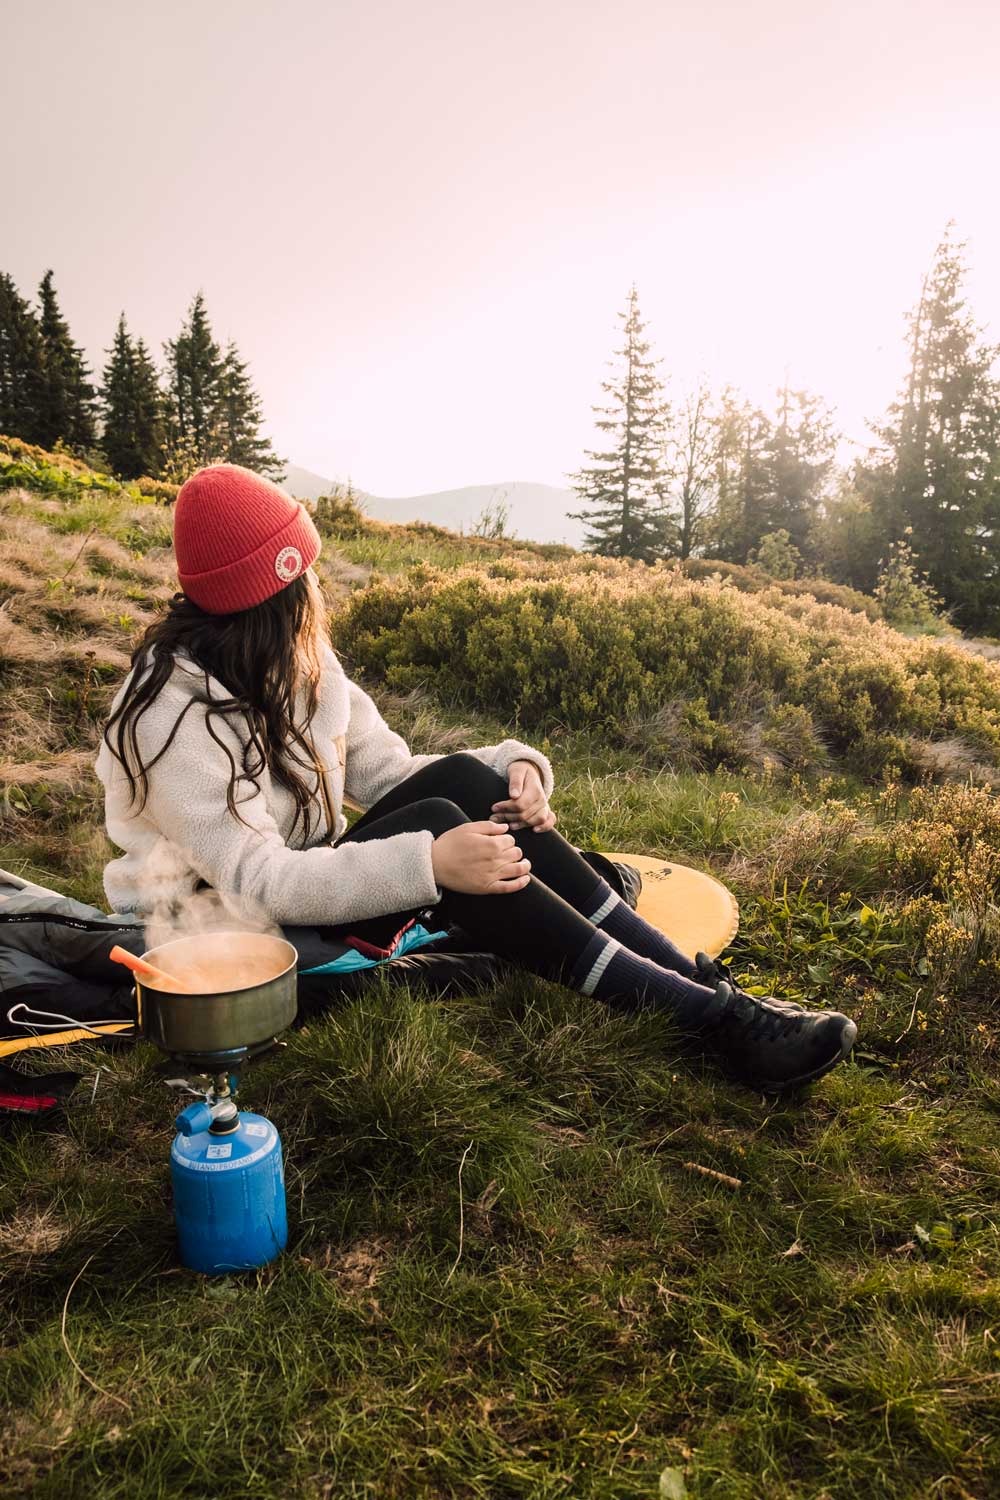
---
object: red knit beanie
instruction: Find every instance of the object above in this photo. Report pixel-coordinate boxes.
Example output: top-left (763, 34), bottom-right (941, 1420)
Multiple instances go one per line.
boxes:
top-left (173, 464), bottom-right (321, 615)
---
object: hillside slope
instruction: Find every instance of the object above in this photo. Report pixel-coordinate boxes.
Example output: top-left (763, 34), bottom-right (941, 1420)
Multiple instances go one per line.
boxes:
top-left (2, 434), bottom-right (998, 903)
top-left (4, 437), bottom-right (1000, 1498)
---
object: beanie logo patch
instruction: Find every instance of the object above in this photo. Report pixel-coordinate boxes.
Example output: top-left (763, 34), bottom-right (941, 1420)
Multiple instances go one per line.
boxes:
top-left (275, 546), bottom-right (304, 583)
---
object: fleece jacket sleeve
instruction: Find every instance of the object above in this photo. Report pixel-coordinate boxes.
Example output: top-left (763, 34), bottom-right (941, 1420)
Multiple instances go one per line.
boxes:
top-left (129, 685), bottom-right (441, 927)
top-left (343, 679), bottom-right (555, 809)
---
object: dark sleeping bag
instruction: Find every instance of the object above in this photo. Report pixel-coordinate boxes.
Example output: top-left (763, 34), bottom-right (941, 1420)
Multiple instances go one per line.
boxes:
top-left (0, 890), bottom-right (145, 1028)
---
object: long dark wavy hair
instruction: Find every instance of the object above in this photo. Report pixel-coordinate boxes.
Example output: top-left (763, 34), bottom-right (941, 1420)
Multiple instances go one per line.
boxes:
top-left (103, 571), bottom-right (333, 842)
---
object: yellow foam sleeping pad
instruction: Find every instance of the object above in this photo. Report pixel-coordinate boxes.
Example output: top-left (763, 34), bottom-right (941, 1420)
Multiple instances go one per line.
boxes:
top-left (603, 853), bottom-right (739, 961)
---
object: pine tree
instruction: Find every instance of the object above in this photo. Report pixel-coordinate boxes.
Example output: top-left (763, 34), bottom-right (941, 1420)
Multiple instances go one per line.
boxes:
top-left (217, 341), bottom-right (285, 481)
top-left (568, 286), bottom-right (669, 561)
top-left (163, 292), bottom-right (225, 473)
top-left (763, 383), bottom-right (836, 566)
top-left (808, 475), bottom-right (882, 593)
top-left (163, 297), bottom-right (285, 482)
top-left (700, 387), bottom-right (834, 566)
top-left (863, 228), bottom-right (1000, 633)
top-left (702, 392), bottom-right (772, 563)
top-left (36, 270), bottom-right (97, 451)
top-left (0, 272), bottom-right (47, 444)
top-left (100, 314), bottom-right (165, 478)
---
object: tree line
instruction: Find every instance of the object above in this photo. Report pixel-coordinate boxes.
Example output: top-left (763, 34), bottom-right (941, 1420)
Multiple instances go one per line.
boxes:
top-left (0, 273), bottom-right (284, 482)
top-left (571, 228), bottom-right (1000, 635)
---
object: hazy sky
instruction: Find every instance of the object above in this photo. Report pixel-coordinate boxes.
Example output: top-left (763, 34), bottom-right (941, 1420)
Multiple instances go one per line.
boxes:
top-left (5, 0), bottom-right (1000, 495)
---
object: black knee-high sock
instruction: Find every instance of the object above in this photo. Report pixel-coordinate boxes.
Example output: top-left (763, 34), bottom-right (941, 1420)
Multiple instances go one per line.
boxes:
top-left (579, 881), bottom-right (701, 979)
top-left (566, 930), bottom-right (723, 1026)
top-left (434, 875), bottom-right (721, 1027)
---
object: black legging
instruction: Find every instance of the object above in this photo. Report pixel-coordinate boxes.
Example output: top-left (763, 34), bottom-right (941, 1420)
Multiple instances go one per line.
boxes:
top-left (333, 754), bottom-right (609, 986)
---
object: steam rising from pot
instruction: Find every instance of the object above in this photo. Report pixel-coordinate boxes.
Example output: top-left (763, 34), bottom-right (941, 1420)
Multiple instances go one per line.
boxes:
top-left (136, 842), bottom-right (285, 993)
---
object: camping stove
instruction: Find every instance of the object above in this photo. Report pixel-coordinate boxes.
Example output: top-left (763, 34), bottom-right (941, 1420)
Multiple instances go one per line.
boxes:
top-left (134, 931), bottom-right (298, 1276)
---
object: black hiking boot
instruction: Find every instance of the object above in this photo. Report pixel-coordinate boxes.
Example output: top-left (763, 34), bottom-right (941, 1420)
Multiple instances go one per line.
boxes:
top-left (693, 951), bottom-right (857, 1093)
top-left (695, 949), bottom-right (745, 992)
top-left (695, 950), bottom-right (826, 1021)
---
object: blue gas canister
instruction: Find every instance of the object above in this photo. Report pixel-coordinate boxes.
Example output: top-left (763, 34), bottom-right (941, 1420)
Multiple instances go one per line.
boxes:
top-left (170, 1102), bottom-right (288, 1275)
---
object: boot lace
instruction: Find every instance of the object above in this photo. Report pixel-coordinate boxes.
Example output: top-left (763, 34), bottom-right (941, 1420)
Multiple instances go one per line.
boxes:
top-left (716, 980), bottom-right (808, 1040)
top-left (698, 954), bottom-right (810, 1041)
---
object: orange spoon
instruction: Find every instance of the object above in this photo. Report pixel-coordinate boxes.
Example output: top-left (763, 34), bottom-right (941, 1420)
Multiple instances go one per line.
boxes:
top-left (109, 945), bottom-right (187, 991)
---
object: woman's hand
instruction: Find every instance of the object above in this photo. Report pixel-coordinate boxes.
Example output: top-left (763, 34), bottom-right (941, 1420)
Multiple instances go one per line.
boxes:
top-left (432, 821), bottom-right (532, 895)
top-left (490, 759), bottom-right (557, 833)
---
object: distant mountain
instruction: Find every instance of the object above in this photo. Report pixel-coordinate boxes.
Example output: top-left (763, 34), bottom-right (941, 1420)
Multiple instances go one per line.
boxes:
top-left (281, 464), bottom-right (340, 503)
top-left (365, 482), bottom-right (584, 547)
top-left (281, 467), bottom-right (584, 547)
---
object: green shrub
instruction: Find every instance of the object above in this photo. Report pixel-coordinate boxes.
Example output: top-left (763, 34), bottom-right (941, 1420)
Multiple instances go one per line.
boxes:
top-left (760, 702), bottom-right (831, 770)
top-left (680, 555), bottom-right (881, 618)
top-left (750, 527), bottom-right (802, 580)
top-left (0, 432), bottom-right (99, 476)
top-left (314, 490), bottom-right (370, 539)
top-left (333, 558), bottom-right (1000, 778)
top-left (875, 532), bottom-right (947, 631)
top-left (1, 433), bottom-right (176, 507)
top-left (131, 474), bottom-right (178, 503)
top-left (0, 456), bottom-right (106, 500)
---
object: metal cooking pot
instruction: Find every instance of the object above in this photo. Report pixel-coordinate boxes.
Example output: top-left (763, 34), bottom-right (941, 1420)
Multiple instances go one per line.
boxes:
top-left (136, 931), bottom-right (298, 1060)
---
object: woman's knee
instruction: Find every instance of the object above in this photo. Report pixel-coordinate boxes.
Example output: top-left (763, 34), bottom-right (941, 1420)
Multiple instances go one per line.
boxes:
top-left (434, 752), bottom-right (508, 796)
top-left (410, 796), bottom-right (472, 836)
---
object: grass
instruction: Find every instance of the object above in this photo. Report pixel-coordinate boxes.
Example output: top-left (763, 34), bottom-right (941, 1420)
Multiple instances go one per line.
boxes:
top-left (3, 444), bottom-right (1000, 1496)
top-left (4, 969), bottom-right (1000, 1497)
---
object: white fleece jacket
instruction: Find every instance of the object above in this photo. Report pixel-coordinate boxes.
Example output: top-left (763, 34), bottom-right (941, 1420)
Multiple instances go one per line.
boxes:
top-left (95, 643), bottom-right (553, 925)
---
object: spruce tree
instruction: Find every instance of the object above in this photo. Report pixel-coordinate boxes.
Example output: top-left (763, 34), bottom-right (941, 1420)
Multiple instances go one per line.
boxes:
top-left (734, 407), bottom-right (774, 562)
top-left (809, 475), bottom-right (882, 594)
top-left (0, 272), bottom-right (47, 444)
top-left (163, 292), bottom-right (225, 473)
top-left (863, 227), bottom-right (1000, 633)
top-left (701, 387), bottom-right (833, 566)
top-left (36, 270), bottom-right (97, 451)
top-left (217, 341), bottom-right (285, 481)
top-left (702, 392), bottom-right (772, 563)
top-left (568, 286), bottom-right (669, 561)
top-left (100, 314), bottom-right (165, 478)
top-left (763, 383), bottom-right (836, 566)
top-left (163, 296), bottom-right (285, 482)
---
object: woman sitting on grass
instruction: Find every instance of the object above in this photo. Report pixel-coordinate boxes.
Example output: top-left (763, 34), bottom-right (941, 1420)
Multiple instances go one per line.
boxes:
top-left (96, 464), bottom-right (857, 1093)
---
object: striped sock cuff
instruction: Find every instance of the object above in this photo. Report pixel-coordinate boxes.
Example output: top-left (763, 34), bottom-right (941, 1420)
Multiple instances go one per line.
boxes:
top-left (577, 935), bottom-right (623, 996)
top-left (583, 887), bottom-right (620, 926)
